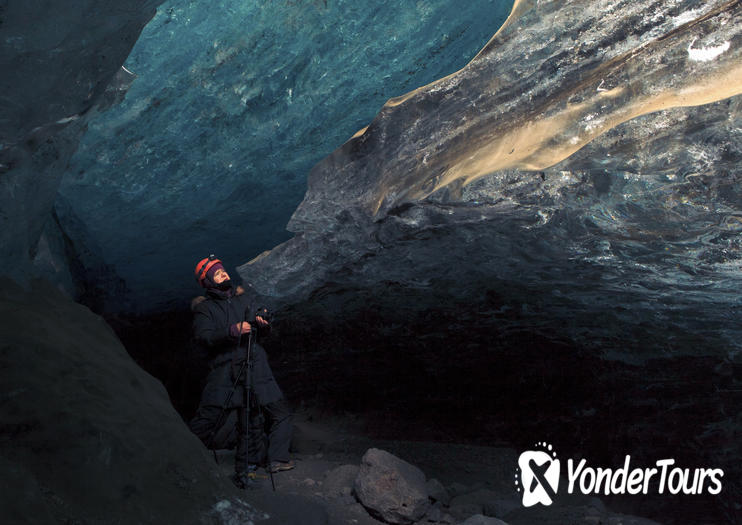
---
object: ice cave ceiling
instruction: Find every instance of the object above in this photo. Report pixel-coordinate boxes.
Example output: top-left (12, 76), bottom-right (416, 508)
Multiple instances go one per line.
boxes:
top-left (55, 0), bottom-right (513, 311)
top-left (3, 0), bottom-right (742, 363)
top-left (237, 0), bottom-right (742, 362)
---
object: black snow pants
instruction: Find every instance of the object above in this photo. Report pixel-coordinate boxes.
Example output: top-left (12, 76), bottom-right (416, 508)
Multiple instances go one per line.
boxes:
top-left (189, 355), bottom-right (292, 472)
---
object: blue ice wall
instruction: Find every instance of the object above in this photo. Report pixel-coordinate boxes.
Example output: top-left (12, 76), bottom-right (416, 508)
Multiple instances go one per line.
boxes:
top-left (58, 0), bottom-right (514, 312)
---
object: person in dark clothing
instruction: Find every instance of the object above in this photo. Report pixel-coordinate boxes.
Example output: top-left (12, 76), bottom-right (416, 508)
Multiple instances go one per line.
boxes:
top-left (188, 255), bottom-right (294, 486)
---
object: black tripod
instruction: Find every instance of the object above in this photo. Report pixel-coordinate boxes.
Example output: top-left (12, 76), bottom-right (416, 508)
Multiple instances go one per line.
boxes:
top-left (204, 313), bottom-right (275, 490)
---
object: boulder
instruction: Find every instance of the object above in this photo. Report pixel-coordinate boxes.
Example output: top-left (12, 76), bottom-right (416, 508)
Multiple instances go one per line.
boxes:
top-left (354, 448), bottom-right (430, 524)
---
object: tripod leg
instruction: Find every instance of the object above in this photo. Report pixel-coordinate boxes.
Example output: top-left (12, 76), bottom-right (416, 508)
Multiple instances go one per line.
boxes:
top-left (243, 334), bottom-right (253, 478)
top-left (232, 387), bottom-right (257, 489)
top-left (236, 401), bottom-right (267, 466)
top-left (258, 402), bottom-right (276, 491)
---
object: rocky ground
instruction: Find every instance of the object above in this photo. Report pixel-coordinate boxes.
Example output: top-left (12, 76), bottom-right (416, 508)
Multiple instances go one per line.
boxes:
top-left (212, 409), bottom-right (663, 525)
top-left (110, 301), bottom-right (737, 524)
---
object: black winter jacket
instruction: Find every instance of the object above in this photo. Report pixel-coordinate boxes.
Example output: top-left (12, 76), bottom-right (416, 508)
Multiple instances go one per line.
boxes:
top-left (192, 286), bottom-right (283, 407)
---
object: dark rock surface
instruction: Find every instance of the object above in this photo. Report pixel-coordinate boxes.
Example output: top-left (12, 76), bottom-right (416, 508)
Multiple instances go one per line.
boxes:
top-left (355, 448), bottom-right (430, 524)
top-left (0, 0), bottom-right (162, 293)
top-left (0, 278), bottom-right (232, 523)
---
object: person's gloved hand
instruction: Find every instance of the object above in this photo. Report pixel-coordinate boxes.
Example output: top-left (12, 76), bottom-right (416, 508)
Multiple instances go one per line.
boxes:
top-left (255, 307), bottom-right (271, 326)
top-left (230, 321), bottom-right (252, 337)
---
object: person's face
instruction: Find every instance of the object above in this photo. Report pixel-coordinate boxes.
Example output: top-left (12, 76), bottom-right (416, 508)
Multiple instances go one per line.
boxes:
top-left (213, 268), bottom-right (230, 284)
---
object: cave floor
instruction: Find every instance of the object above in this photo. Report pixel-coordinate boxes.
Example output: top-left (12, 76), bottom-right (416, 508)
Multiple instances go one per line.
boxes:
top-left (210, 408), bottom-right (668, 525)
top-left (110, 309), bottom-right (739, 524)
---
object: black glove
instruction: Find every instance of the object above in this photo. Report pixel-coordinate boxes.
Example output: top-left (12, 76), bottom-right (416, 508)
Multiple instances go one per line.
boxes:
top-left (255, 306), bottom-right (272, 323)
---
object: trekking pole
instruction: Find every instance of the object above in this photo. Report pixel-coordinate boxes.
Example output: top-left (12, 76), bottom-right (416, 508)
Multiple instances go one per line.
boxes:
top-left (204, 309), bottom-right (250, 462)
top-left (243, 326), bottom-right (252, 479)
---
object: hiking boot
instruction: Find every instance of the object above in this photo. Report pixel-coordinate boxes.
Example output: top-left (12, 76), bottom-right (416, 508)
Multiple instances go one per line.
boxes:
top-left (232, 472), bottom-right (255, 489)
top-left (232, 464), bottom-right (259, 489)
top-left (268, 460), bottom-right (295, 473)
